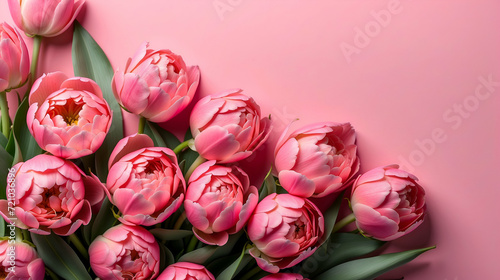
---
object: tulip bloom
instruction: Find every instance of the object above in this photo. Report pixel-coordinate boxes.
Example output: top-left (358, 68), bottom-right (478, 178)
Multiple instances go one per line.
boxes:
top-left (106, 134), bottom-right (185, 226)
top-left (0, 154), bottom-right (104, 236)
top-left (275, 122), bottom-right (359, 198)
top-left (247, 194), bottom-right (324, 273)
top-left (190, 89), bottom-right (271, 163)
top-left (0, 240), bottom-right (45, 280)
top-left (7, 0), bottom-right (85, 37)
top-left (261, 273), bottom-right (308, 280)
top-left (112, 42), bottom-right (200, 123)
top-left (0, 22), bottom-right (29, 92)
top-left (89, 224), bottom-right (160, 280)
top-left (157, 262), bottom-right (215, 280)
top-left (351, 165), bottom-right (426, 241)
top-left (184, 161), bottom-right (258, 245)
top-left (27, 72), bottom-right (112, 159)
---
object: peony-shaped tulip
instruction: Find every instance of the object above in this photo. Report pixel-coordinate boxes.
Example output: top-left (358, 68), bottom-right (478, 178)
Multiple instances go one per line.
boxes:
top-left (112, 42), bottom-right (200, 123)
top-left (261, 273), bottom-right (309, 280)
top-left (351, 165), bottom-right (426, 241)
top-left (157, 262), bottom-right (215, 280)
top-left (27, 72), bottom-right (112, 159)
top-left (0, 240), bottom-right (45, 280)
top-left (89, 224), bottom-right (160, 280)
top-left (0, 154), bottom-right (104, 236)
top-left (274, 122), bottom-right (359, 198)
top-left (7, 0), bottom-right (85, 37)
top-left (190, 89), bottom-right (271, 163)
top-left (247, 194), bottom-right (324, 273)
top-left (184, 161), bottom-right (258, 246)
top-left (106, 134), bottom-right (185, 226)
top-left (0, 22), bottom-right (29, 92)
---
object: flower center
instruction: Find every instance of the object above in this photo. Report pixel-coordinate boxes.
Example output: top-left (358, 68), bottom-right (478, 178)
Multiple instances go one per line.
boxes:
top-left (49, 98), bottom-right (84, 126)
top-left (0, 268), bottom-right (8, 278)
top-left (37, 186), bottom-right (63, 215)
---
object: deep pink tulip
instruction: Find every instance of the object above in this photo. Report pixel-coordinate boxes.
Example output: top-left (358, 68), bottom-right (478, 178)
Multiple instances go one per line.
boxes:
top-left (261, 273), bottom-right (308, 280)
top-left (190, 89), bottom-right (271, 163)
top-left (89, 224), bottom-right (160, 280)
top-left (157, 262), bottom-right (215, 280)
top-left (247, 194), bottom-right (324, 273)
top-left (27, 72), bottom-right (112, 159)
top-left (351, 165), bottom-right (426, 241)
top-left (7, 0), bottom-right (84, 37)
top-left (274, 122), bottom-right (359, 198)
top-left (184, 161), bottom-right (258, 245)
top-left (0, 154), bottom-right (104, 236)
top-left (0, 240), bottom-right (45, 280)
top-left (0, 22), bottom-right (29, 92)
top-left (106, 134), bottom-right (185, 226)
top-left (112, 42), bottom-right (200, 123)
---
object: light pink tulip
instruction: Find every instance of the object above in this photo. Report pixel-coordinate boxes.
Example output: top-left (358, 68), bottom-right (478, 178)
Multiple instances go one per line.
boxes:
top-left (106, 134), bottom-right (185, 226)
top-left (89, 224), bottom-right (160, 280)
top-left (0, 240), bottom-right (45, 280)
top-left (261, 273), bottom-right (308, 280)
top-left (184, 161), bottom-right (258, 246)
top-left (112, 42), bottom-right (200, 123)
top-left (27, 72), bottom-right (112, 159)
top-left (351, 165), bottom-right (426, 241)
top-left (0, 22), bottom-right (29, 92)
top-left (0, 154), bottom-right (104, 236)
top-left (157, 262), bottom-right (215, 280)
top-left (7, 0), bottom-right (84, 37)
top-left (274, 122), bottom-right (359, 198)
top-left (247, 194), bottom-right (324, 273)
top-left (190, 89), bottom-right (271, 163)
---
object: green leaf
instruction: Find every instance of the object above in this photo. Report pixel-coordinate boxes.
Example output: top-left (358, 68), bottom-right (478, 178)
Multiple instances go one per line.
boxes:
top-left (144, 121), bottom-right (181, 148)
top-left (258, 169), bottom-right (276, 201)
top-left (11, 97), bottom-right (43, 163)
top-left (0, 132), bottom-right (7, 148)
top-left (178, 245), bottom-right (218, 264)
top-left (321, 191), bottom-right (345, 242)
top-left (301, 233), bottom-right (385, 277)
top-left (0, 215), bottom-right (5, 237)
top-left (72, 21), bottom-right (123, 181)
top-left (91, 198), bottom-right (118, 240)
top-left (313, 246), bottom-right (435, 280)
top-left (216, 246), bottom-right (252, 280)
top-left (31, 232), bottom-right (92, 280)
top-left (0, 146), bottom-right (13, 199)
top-left (205, 231), bottom-right (244, 265)
top-left (158, 242), bottom-right (175, 272)
top-left (150, 228), bottom-right (193, 241)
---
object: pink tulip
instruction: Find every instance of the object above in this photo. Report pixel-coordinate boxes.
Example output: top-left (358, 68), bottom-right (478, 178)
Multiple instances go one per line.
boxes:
top-left (261, 273), bottom-right (308, 280)
top-left (157, 262), bottom-right (215, 280)
top-left (7, 0), bottom-right (84, 37)
top-left (106, 134), bottom-right (185, 226)
top-left (89, 224), bottom-right (160, 280)
top-left (184, 161), bottom-right (258, 246)
top-left (274, 122), bottom-right (359, 198)
top-left (27, 72), bottom-right (112, 159)
top-left (0, 154), bottom-right (104, 236)
top-left (190, 89), bottom-right (271, 163)
top-left (351, 165), bottom-right (426, 241)
top-left (247, 194), bottom-right (324, 273)
top-left (112, 42), bottom-right (200, 123)
top-left (0, 240), bottom-right (45, 280)
top-left (0, 22), bottom-right (29, 92)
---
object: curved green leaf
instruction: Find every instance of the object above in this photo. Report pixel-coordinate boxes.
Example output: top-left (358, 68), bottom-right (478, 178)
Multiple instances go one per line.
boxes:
top-left (144, 121), bottom-right (181, 148)
top-left (11, 97), bottom-right (42, 164)
top-left (91, 198), bottom-right (118, 241)
top-left (178, 246), bottom-right (218, 264)
top-left (31, 232), bottom-right (92, 280)
top-left (314, 246), bottom-right (435, 280)
top-left (0, 146), bottom-right (13, 199)
top-left (321, 191), bottom-right (345, 243)
top-left (72, 21), bottom-right (123, 180)
top-left (216, 249), bottom-right (252, 280)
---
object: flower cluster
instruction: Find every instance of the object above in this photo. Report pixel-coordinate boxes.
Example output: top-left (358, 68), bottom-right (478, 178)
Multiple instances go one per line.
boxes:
top-left (0, 1), bottom-right (432, 279)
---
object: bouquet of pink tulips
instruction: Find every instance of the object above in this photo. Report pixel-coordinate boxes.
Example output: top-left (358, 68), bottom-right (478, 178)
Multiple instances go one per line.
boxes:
top-left (0, 1), bottom-right (434, 279)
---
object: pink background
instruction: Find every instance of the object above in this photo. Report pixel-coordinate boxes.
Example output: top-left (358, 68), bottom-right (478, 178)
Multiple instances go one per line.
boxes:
top-left (2, 0), bottom-right (499, 279)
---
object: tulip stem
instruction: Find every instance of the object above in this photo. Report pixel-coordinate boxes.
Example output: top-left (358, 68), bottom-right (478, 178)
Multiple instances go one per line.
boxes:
top-left (0, 91), bottom-right (11, 138)
top-left (29, 35), bottom-right (42, 87)
top-left (184, 155), bottom-right (207, 181)
top-left (186, 235), bottom-right (199, 253)
top-left (68, 234), bottom-right (89, 260)
top-left (332, 213), bottom-right (356, 234)
top-left (173, 139), bottom-right (193, 154)
top-left (138, 116), bottom-right (147, 134)
top-left (173, 211), bottom-right (187, 230)
top-left (240, 266), bottom-right (262, 280)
